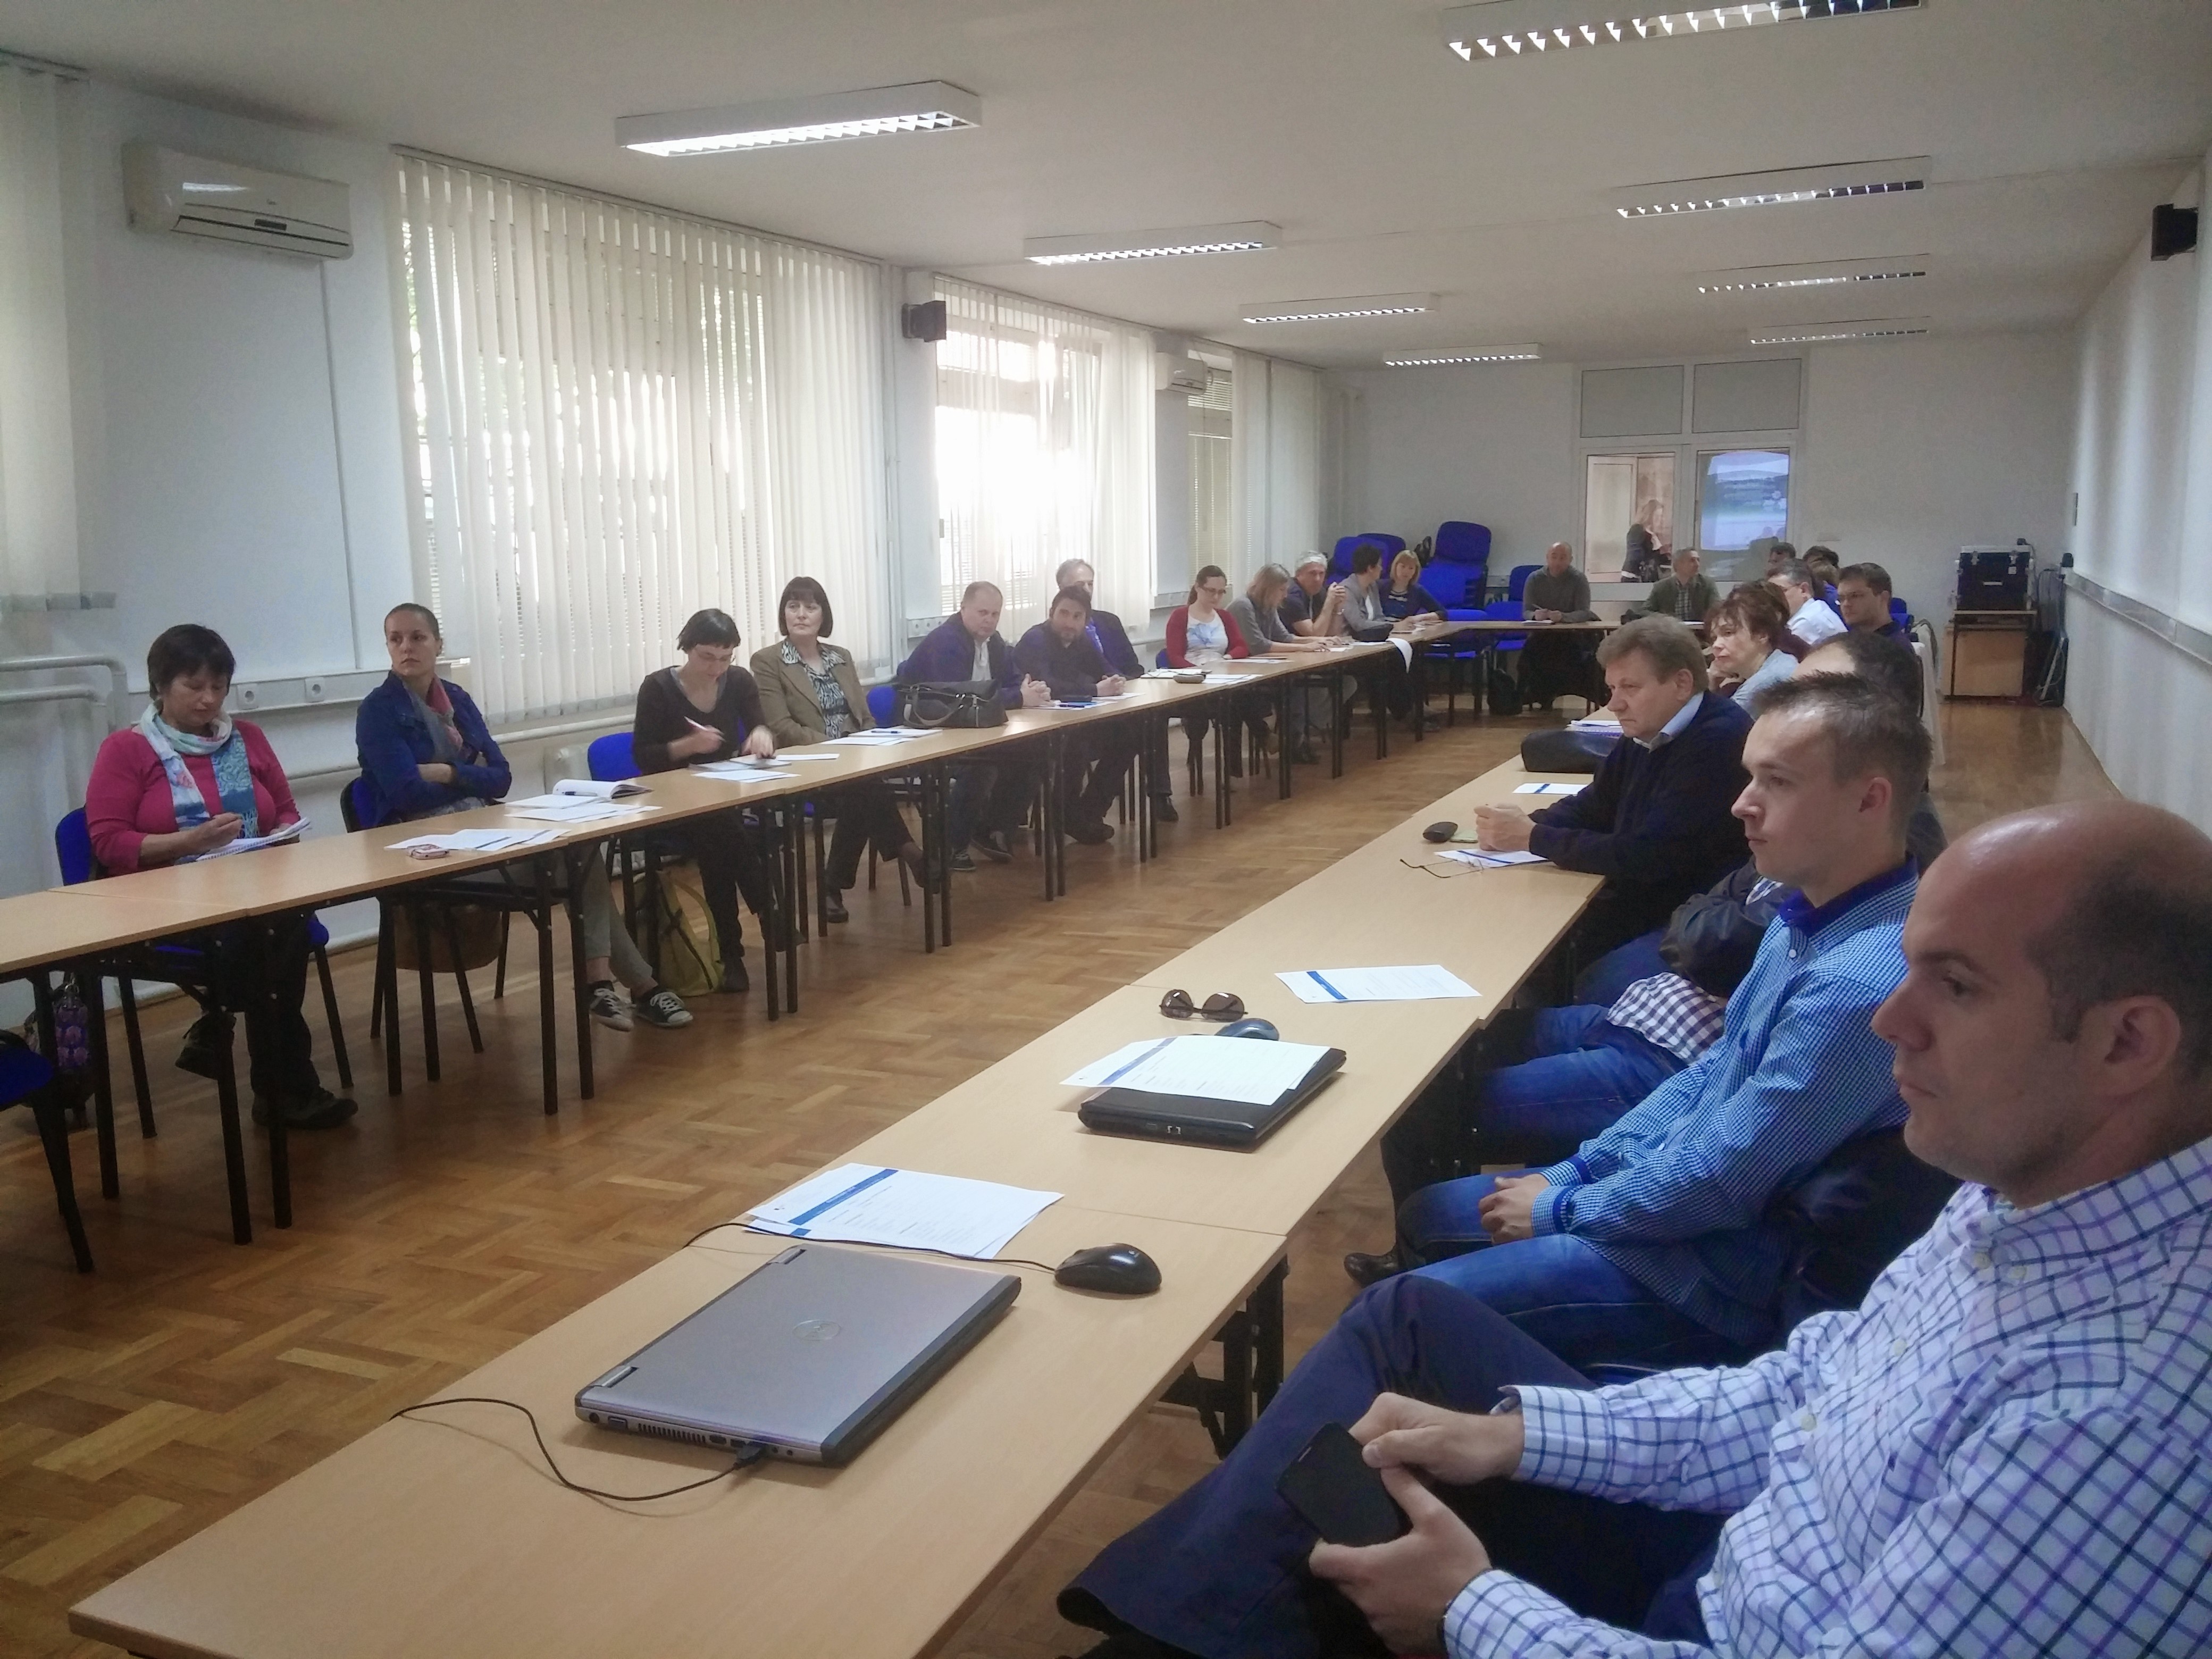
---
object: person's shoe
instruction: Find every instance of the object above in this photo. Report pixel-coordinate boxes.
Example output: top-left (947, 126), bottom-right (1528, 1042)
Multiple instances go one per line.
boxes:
top-left (252, 1087), bottom-right (358, 1131)
top-left (972, 830), bottom-right (1013, 864)
top-left (720, 954), bottom-right (750, 994)
top-left (1290, 741), bottom-right (1320, 765)
top-left (175, 1011), bottom-right (234, 1079)
top-left (633, 987), bottom-right (693, 1028)
top-left (1067, 817), bottom-right (1114, 845)
top-left (948, 848), bottom-right (977, 874)
top-left (1152, 795), bottom-right (1179, 824)
top-left (822, 892), bottom-right (850, 924)
top-left (1343, 1248), bottom-right (1405, 1288)
top-left (587, 984), bottom-right (633, 1031)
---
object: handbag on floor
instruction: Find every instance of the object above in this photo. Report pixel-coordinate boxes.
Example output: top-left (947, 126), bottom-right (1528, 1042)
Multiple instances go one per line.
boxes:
top-left (648, 862), bottom-right (723, 999)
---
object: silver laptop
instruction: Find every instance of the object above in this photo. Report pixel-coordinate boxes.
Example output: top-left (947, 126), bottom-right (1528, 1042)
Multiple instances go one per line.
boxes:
top-left (575, 1243), bottom-right (1019, 1466)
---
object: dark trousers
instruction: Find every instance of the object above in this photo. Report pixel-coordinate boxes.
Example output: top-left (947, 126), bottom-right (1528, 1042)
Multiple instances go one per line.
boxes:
top-left (205, 914), bottom-right (323, 1103)
top-left (1574, 927), bottom-right (1670, 1007)
top-left (1067, 724), bottom-right (1139, 821)
top-left (657, 808), bottom-right (766, 956)
top-left (1065, 1275), bottom-right (1725, 1658)
top-left (949, 761), bottom-right (1036, 848)
top-left (1519, 633), bottom-right (1599, 707)
top-left (823, 780), bottom-right (912, 889)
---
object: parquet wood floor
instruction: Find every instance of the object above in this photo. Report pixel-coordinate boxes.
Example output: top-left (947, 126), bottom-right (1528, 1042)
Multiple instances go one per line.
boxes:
top-left (0, 701), bottom-right (2112, 1658)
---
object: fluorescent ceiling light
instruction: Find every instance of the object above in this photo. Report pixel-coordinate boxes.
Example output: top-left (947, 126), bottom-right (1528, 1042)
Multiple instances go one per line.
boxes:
top-left (1612, 156), bottom-right (1929, 218)
top-left (1445, 0), bottom-right (1921, 61)
top-left (618, 81), bottom-right (979, 157)
top-left (1385, 345), bottom-right (1543, 366)
top-left (1696, 255), bottom-right (1928, 293)
top-left (1242, 293), bottom-right (1434, 323)
top-left (1024, 222), bottom-right (1280, 265)
top-left (1749, 316), bottom-right (1929, 343)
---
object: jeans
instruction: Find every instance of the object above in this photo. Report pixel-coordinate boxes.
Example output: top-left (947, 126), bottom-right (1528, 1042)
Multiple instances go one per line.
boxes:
top-left (1064, 1275), bottom-right (1727, 1659)
top-left (1379, 1005), bottom-right (1684, 1205)
top-left (948, 763), bottom-right (1032, 849)
top-left (1574, 927), bottom-right (1670, 1008)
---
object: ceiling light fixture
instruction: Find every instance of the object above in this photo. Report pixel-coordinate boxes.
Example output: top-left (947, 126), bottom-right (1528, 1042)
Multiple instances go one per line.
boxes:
top-left (1695, 255), bottom-right (1929, 293)
top-left (1748, 317), bottom-right (1929, 344)
top-left (1611, 156), bottom-right (1929, 219)
top-left (1242, 293), bottom-right (1435, 323)
top-left (1444, 0), bottom-right (1921, 62)
top-left (1385, 345), bottom-right (1543, 366)
top-left (617, 81), bottom-right (981, 158)
top-left (1024, 222), bottom-right (1281, 265)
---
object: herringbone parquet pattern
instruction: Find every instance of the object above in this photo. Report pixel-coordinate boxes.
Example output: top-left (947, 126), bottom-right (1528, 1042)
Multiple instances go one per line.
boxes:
top-left (0, 703), bottom-right (2109, 1658)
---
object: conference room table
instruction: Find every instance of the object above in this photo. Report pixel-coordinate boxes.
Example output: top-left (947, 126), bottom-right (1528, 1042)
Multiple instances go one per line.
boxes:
top-left (68, 756), bottom-right (1604, 1659)
top-left (1401, 604), bottom-right (1640, 739)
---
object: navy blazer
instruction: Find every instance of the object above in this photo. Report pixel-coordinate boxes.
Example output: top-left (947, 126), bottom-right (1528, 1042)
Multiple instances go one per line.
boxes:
top-left (1086, 609), bottom-right (1142, 678)
top-left (1530, 691), bottom-right (1752, 939)
top-left (354, 672), bottom-right (513, 827)
top-left (897, 616), bottom-right (1023, 706)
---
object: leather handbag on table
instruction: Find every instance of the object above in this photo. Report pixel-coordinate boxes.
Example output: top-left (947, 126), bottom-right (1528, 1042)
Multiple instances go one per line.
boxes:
top-left (897, 680), bottom-right (1009, 729)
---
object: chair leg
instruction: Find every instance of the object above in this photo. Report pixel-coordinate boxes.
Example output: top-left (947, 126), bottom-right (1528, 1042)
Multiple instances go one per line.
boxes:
top-left (313, 945), bottom-right (352, 1091)
top-left (28, 1088), bottom-right (94, 1272)
top-left (378, 907), bottom-right (403, 1096)
top-left (116, 977), bottom-right (155, 1139)
top-left (494, 910), bottom-right (511, 1000)
top-left (77, 971), bottom-right (120, 1202)
top-left (441, 912), bottom-right (485, 1053)
top-left (867, 848), bottom-right (877, 891)
top-left (210, 1019), bottom-right (254, 1245)
top-left (409, 904), bottom-right (441, 1083)
top-left (896, 855), bottom-right (911, 907)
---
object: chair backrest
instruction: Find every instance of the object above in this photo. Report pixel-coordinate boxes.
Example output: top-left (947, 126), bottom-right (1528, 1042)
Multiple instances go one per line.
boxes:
top-left (1155, 648), bottom-right (1171, 669)
top-left (586, 731), bottom-right (638, 782)
top-left (54, 808), bottom-right (96, 885)
top-left (1433, 521), bottom-right (1492, 569)
top-left (339, 777), bottom-right (370, 834)
top-left (1418, 560), bottom-right (1473, 610)
top-left (866, 684), bottom-right (899, 726)
top-left (1507, 563), bottom-right (1540, 602)
top-left (1330, 533), bottom-right (1405, 579)
top-left (1767, 1127), bottom-right (1960, 1337)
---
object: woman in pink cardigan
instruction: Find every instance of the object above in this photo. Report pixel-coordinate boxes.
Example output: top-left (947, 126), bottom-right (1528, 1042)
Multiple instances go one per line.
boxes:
top-left (84, 625), bottom-right (355, 1130)
top-left (1163, 564), bottom-right (1258, 781)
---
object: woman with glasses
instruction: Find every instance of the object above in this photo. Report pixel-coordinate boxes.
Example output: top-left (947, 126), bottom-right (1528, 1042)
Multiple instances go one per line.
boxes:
top-left (631, 608), bottom-right (774, 992)
top-left (1164, 564), bottom-right (1253, 780)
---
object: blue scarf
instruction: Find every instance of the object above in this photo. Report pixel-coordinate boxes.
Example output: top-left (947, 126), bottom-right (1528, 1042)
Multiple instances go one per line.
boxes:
top-left (137, 704), bottom-right (258, 840)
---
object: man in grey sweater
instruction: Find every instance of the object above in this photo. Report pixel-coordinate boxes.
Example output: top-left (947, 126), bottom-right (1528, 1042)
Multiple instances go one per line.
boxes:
top-left (1520, 541), bottom-right (1601, 709)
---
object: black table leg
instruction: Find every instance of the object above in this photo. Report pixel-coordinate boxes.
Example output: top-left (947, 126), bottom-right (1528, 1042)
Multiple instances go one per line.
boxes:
top-left (75, 969), bottom-right (121, 1201)
top-left (1412, 642), bottom-right (1429, 743)
top-left (569, 852), bottom-right (594, 1103)
top-left (782, 808), bottom-right (802, 1016)
top-left (1213, 702), bottom-right (1230, 830)
top-left (1278, 676), bottom-right (1294, 801)
top-left (409, 904), bottom-right (440, 1084)
top-left (379, 907), bottom-right (402, 1096)
top-left (921, 769), bottom-right (939, 955)
top-left (534, 860), bottom-right (558, 1116)
top-left (1330, 670), bottom-right (1346, 779)
top-left (1252, 1259), bottom-right (1287, 1415)
top-left (212, 1019), bottom-right (252, 1245)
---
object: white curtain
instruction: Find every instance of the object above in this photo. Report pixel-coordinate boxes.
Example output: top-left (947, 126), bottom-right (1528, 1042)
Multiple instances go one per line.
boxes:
top-left (932, 276), bottom-right (1155, 640)
top-left (393, 154), bottom-right (892, 722)
top-left (1229, 351), bottom-right (1322, 577)
top-left (0, 62), bottom-right (85, 613)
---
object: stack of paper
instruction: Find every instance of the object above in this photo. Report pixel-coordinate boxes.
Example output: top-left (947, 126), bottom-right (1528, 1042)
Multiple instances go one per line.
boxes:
top-left (1513, 781), bottom-right (1586, 797)
top-left (388, 826), bottom-right (562, 854)
top-left (1568, 716), bottom-right (1622, 733)
top-left (503, 793), bottom-right (656, 825)
top-left (831, 727), bottom-right (929, 746)
top-left (1437, 847), bottom-right (1547, 869)
top-left (694, 761), bottom-right (799, 782)
top-left (1062, 1035), bottom-right (1333, 1106)
top-left (1278, 966), bottom-right (1479, 1003)
top-left (192, 817), bottom-right (309, 860)
top-left (745, 1164), bottom-right (1060, 1260)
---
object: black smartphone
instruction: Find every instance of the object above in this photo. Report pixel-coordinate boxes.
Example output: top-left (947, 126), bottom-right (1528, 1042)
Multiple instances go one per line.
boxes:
top-left (1276, 1422), bottom-right (1408, 1547)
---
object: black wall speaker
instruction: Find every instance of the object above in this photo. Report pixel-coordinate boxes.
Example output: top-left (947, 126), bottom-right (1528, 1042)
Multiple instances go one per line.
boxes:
top-left (901, 300), bottom-right (948, 342)
top-left (2151, 204), bottom-right (2198, 262)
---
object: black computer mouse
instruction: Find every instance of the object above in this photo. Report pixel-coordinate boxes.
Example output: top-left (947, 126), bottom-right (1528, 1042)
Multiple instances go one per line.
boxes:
top-left (1422, 820), bottom-right (1457, 842)
top-left (1054, 1244), bottom-right (1162, 1296)
top-left (1217, 1017), bottom-right (1280, 1041)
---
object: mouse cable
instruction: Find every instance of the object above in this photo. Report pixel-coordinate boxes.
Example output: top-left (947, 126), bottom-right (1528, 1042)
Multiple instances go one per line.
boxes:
top-left (680, 1218), bottom-right (1061, 1276)
top-left (390, 1396), bottom-right (766, 1501)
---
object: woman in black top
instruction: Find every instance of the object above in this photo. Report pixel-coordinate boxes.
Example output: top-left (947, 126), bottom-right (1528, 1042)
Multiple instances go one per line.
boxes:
top-left (631, 608), bottom-right (773, 992)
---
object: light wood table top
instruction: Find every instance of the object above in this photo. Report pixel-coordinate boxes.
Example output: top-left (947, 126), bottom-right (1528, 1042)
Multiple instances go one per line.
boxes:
top-left (0, 887), bottom-right (255, 977)
top-left (72, 1206), bottom-right (1284, 1659)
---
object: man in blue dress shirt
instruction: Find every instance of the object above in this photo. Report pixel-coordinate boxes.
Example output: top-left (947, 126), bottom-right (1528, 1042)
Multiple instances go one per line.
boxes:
top-left (1062, 791), bottom-right (2212, 1659)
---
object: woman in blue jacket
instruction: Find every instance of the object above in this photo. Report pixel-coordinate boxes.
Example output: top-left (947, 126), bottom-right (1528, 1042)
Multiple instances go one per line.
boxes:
top-left (355, 604), bottom-right (691, 1032)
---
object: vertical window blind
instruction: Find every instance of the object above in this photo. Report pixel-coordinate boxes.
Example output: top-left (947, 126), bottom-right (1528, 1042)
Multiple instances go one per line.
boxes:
top-left (1188, 365), bottom-right (1234, 584)
top-left (393, 154), bottom-right (893, 722)
top-left (1230, 351), bottom-right (1322, 574)
top-left (932, 276), bottom-right (1155, 639)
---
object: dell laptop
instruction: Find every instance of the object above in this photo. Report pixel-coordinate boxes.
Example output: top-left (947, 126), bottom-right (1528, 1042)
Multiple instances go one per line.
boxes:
top-left (575, 1243), bottom-right (1019, 1465)
top-left (1078, 1046), bottom-right (1345, 1149)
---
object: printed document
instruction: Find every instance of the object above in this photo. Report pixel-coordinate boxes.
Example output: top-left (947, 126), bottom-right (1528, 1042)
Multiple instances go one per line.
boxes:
top-left (1278, 966), bottom-right (1479, 1003)
top-left (745, 1164), bottom-right (1060, 1260)
top-left (387, 826), bottom-right (560, 853)
top-left (1513, 782), bottom-right (1586, 796)
top-left (1437, 847), bottom-right (1547, 868)
top-left (1063, 1034), bottom-right (1333, 1107)
top-left (192, 817), bottom-right (309, 859)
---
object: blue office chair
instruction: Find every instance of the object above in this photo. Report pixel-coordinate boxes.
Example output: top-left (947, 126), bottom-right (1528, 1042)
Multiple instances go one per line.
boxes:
top-left (586, 731), bottom-right (636, 781)
top-left (1506, 564), bottom-right (1540, 605)
top-left (55, 807), bottom-right (351, 1141)
top-left (1329, 533), bottom-right (1406, 580)
top-left (1432, 521), bottom-right (1492, 600)
top-left (0, 1034), bottom-right (92, 1270)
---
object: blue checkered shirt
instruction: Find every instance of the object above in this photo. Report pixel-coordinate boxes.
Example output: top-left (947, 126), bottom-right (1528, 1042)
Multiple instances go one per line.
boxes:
top-left (1447, 1133), bottom-right (2212, 1658)
top-left (1531, 864), bottom-right (1915, 1344)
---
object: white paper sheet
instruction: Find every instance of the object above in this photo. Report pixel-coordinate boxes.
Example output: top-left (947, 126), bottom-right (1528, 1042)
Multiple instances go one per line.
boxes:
top-left (1513, 782), bottom-right (1586, 796)
top-left (694, 762), bottom-right (799, 782)
top-left (387, 827), bottom-right (560, 853)
top-left (503, 799), bottom-right (655, 824)
top-left (192, 817), bottom-right (309, 859)
top-left (1568, 716), bottom-right (1622, 733)
top-left (1061, 1034), bottom-right (1334, 1107)
top-left (744, 1163), bottom-right (1060, 1260)
top-left (549, 777), bottom-right (648, 799)
top-left (1437, 847), bottom-right (1548, 868)
top-left (1278, 966), bottom-right (1480, 1003)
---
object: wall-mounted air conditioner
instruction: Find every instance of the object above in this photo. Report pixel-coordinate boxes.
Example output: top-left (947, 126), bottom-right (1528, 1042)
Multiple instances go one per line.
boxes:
top-left (123, 142), bottom-right (352, 259)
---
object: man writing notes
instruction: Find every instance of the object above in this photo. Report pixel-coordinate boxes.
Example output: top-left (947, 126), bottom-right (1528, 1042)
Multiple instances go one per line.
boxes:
top-left (1474, 616), bottom-right (1750, 959)
top-left (1065, 791), bottom-right (2212, 1659)
top-left (1012, 585), bottom-right (1137, 845)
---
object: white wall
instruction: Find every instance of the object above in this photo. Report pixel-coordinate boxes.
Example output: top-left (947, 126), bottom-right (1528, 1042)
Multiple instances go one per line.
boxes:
top-left (2063, 153), bottom-right (2212, 816)
top-left (1798, 332), bottom-right (2076, 624)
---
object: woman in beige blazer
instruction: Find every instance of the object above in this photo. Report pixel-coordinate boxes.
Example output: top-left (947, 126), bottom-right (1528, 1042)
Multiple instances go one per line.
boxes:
top-left (750, 576), bottom-right (924, 923)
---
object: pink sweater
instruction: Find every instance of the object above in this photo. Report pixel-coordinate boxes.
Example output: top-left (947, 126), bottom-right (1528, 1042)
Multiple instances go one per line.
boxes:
top-left (85, 723), bottom-right (300, 874)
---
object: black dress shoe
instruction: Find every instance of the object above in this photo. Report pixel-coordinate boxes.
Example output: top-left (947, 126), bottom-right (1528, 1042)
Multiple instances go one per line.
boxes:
top-left (821, 892), bottom-right (850, 924)
top-left (1152, 795), bottom-right (1178, 824)
top-left (175, 1011), bottom-right (234, 1079)
top-left (1343, 1248), bottom-right (1404, 1288)
top-left (252, 1087), bottom-right (358, 1130)
top-left (720, 954), bottom-right (750, 993)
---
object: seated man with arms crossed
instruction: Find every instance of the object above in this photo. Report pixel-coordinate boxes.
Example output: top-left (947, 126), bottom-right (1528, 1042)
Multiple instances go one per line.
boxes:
top-left (1067, 792), bottom-right (2212, 1659)
top-left (896, 580), bottom-right (1043, 872)
top-left (1012, 584), bottom-right (1138, 845)
top-left (1474, 616), bottom-right (1751, 961)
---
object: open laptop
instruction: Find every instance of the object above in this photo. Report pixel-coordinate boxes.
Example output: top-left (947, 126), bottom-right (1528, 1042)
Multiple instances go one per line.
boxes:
top-left (575, 1244), bottom-right (1019, 1466)
top-left (1078, 1046), bottom-right (1345, 1149)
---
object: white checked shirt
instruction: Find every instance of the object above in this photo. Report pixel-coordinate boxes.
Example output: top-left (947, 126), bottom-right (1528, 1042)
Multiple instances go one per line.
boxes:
top-left (1603, 974), bottom-right (1728, 1064)
top-left (1444, 1134), bottom-right (2212, 1658)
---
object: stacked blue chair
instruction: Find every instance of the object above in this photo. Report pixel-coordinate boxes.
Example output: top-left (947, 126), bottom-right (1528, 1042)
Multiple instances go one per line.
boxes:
top-left (1329, 533), bottom-right (1406, 579)
top-left (1431, 521), bottom-right (1493, 610)
top-left (1507, 564), bottom-right (1540, 605)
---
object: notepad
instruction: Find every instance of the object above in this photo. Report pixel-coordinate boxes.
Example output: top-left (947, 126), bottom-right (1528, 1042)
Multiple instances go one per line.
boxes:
top-left (1513, 782), bottom-right (1586, 796)
top-left (1063, 1035), bottom-right (1335, 1108)
top-left (551, 777), bottom-right (649, 799)
top-left (387, 827), bottom-right (561, 853)
top-left (1437, 847), bottom-right (1547, 868)
top-left (745, 1164), bottom-right (1060, 1260)
top-left (191, 817), bottom-right (309, 859)
top-left (1279, 966), bottom-right (1479, 1003)
top-left (694, 761), bottom-right (799, 782)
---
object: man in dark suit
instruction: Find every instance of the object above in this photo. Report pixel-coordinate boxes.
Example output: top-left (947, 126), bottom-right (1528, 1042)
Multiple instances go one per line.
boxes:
top-left (1057, 558), bottom-right (1173, 822)
top-left (895, 581), bottom-right (1044, 870)
top-left (1013, 585), bottom-right (1138, 844)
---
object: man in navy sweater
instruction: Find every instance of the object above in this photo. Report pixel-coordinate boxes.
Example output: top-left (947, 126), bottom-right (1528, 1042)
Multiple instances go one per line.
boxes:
top-left (1058, 557), bottom-right (1176, 823)
top-left (895, 581), bottom-right (1045, 869)
top-left (1475, 616), bottom-right (1751, 959)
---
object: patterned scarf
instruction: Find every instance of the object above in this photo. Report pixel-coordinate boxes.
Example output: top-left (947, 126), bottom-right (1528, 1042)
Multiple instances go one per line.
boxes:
top-left (137, 703), bottom-right (257, 837)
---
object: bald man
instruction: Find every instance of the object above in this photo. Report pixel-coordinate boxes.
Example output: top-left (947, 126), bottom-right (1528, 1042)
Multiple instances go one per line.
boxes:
top-left (1519, 542), bottom-right (1601, 709)
top-left (1065, 799), bottom-right (2212, 1659)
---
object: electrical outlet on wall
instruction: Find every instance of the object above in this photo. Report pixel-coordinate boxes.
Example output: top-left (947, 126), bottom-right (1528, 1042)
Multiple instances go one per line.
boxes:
top-left (304, 677), bottom-right (327, 702)
top-left (235, 684), bottom-right (261, 709)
